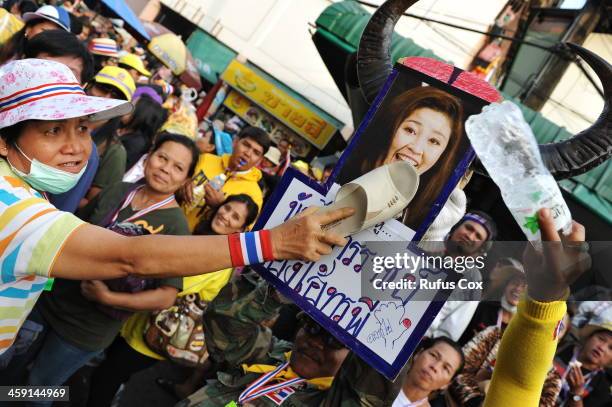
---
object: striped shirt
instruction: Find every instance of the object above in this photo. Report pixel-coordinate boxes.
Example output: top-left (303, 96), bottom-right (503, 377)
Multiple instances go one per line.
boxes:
top-left (0, 160), bottom-right (83, 355)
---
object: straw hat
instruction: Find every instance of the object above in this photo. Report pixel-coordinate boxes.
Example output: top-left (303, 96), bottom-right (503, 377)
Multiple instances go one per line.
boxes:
top-left (0, 59), bottom-right (132, 129)
top-left (88, 38), bottom-right (120, 58)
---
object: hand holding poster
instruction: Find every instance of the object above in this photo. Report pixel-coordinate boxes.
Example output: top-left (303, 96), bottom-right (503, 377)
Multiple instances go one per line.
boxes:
top-left (253, 57), bottom-right (500, 380)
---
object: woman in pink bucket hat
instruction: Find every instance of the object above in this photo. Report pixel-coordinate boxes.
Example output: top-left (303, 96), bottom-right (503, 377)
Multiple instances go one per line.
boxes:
top-left (0, 60), bottom-right (352, 388)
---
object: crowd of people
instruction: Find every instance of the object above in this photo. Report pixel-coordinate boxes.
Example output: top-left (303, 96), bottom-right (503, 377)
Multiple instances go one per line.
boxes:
top-left (0, 1), bottom-right (610, 407)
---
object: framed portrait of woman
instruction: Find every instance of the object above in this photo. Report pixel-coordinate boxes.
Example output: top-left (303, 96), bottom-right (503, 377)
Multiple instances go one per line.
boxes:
top-left (335, 59), bottom-right (498, 240)
top-left (250, 57), bottom-right (501, 380)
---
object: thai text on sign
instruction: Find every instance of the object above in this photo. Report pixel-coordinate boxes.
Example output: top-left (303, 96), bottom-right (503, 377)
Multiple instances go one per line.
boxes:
top-left (221, 60), bottom-right (337, 149)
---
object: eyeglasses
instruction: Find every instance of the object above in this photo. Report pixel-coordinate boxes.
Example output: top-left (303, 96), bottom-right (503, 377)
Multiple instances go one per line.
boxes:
top-left (300, 318), bottom-right (345, 350)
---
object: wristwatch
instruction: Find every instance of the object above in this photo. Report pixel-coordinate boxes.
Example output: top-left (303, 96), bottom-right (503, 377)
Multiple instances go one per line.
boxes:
top-left (571, 393), bottom-right (583, 402)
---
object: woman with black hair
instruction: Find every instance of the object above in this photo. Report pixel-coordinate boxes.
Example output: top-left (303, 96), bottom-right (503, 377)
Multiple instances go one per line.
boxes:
top-left (337, 86), bottom-right (465, 230)
top-left (86, 194), bottom-right (259, 407)
top-left (0, 4), bottom-right (72, 65)
top-left (119, 94), bottom-right (169, 170)
top-left (394, 336), bottom-right (465, 407)
top-left (23, 29), bottom-right (94, 84)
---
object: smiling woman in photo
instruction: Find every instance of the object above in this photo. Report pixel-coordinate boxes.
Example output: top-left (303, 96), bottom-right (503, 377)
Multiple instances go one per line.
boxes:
top-left (338, 86), bottom-right (465, 229)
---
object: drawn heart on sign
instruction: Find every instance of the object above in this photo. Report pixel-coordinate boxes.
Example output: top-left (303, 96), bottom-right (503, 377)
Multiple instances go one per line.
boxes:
top-left (359, 297), bottom-right (374, 311)
top-left (402, 318), bottom-right (412, 329)
top-left (298, 192), bottom-right (313, 201)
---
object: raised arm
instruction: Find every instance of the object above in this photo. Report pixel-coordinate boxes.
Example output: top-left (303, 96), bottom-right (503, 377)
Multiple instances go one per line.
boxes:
top-left (51, 206), bottom-right (354, 280)
top-left (484, 209), bottom-right (590, 407)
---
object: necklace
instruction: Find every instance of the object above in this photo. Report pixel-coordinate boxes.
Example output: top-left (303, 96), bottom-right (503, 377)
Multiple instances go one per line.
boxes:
top-left (132, 188), bottom-right (168, 210)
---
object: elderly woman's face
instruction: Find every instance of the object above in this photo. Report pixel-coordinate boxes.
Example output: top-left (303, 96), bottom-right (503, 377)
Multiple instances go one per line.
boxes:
top-left (1, 118), bottom-right (92, 175)
top-left (383, 108), bottom-right (452, 175)
top-left (144, 141), bottom-right (192, 195)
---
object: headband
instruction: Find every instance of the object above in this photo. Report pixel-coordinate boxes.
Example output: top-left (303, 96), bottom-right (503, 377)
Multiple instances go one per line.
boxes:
top-left (461, 213), bottom-right (492, 240)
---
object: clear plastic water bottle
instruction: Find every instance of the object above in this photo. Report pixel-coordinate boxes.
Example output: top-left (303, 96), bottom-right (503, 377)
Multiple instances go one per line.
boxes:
top-left (465, 101), bottom-right (572, 241)
top-left (209, 174), bottom-right (227, 191)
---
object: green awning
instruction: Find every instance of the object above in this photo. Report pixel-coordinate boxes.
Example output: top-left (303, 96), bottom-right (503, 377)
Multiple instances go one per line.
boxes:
top-left (315, 0), bottom-right (446, 64)
top-left (314, 0), bottom-right (612, 225)
top-left (186, 29), bottom-right (237, 84)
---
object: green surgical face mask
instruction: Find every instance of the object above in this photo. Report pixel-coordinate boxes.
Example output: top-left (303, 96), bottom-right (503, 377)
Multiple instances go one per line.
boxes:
top-left (8, 144), bottom-right (87, 194)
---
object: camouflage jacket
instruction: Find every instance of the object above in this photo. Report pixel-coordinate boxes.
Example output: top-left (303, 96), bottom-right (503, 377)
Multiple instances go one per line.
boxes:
top-left (203, 269), bottom-right (282, 367)
top-left (176, 339), bottom-right (402, 407)
top-left (181, 270), bottom-right (403, 407)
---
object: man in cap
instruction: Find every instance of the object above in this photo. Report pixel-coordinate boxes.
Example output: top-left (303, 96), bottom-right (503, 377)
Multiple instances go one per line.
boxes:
top-left (425, 211), bottom-right (498, 341)
top-left (554, 310), bottom-right (612, 406)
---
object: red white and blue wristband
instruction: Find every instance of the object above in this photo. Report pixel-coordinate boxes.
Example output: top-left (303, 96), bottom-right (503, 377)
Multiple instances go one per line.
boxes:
top-left (228, 230), bottom-right (274, 267)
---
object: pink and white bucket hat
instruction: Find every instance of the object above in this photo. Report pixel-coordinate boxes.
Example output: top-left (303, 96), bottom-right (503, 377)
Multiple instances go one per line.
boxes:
top-left (0, 59), bottom-right (133, 129)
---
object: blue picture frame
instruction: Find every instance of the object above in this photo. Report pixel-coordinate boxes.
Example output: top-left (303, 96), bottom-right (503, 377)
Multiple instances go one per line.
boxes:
top-left (252, 61), bottom-right (492, 379)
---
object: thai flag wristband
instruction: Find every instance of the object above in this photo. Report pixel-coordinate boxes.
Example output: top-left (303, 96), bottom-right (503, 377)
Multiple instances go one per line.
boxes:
top-left (228, 230), bottom-right (275, 267)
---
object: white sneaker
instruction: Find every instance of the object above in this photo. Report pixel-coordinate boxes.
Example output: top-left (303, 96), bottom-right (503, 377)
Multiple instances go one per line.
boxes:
top-left (321, 161), bottom-right (419, 236)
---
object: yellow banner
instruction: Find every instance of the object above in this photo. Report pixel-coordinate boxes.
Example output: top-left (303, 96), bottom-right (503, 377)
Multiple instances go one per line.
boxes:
top-left (223, 90), bottom-right (252, 117)
top-left (221, 60), bottom-right (336, 149)
top-left (223, 91), bottom-right (312, 158)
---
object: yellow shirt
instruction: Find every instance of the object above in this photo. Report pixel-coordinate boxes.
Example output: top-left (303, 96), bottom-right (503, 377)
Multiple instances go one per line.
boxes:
top-left (0, 9), bottom-right (24, 46)
top-left (120, 268), bottom-right (233, 360)
top-left (184, 153), bottom-right (263, 231)
top-left (160, 101), bottom-right (198, 140)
